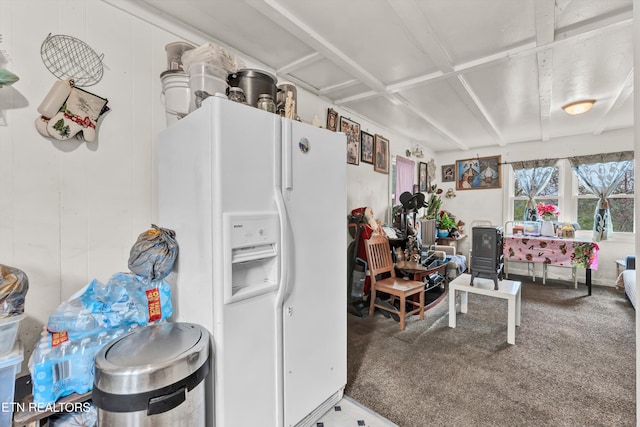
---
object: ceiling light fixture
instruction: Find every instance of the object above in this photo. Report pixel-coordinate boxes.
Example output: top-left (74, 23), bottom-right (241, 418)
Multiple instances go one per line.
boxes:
top-left (562, 99), bottom-right (596, 115)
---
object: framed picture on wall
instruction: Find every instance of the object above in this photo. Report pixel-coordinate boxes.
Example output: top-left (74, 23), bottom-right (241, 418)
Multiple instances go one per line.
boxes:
top-left (442, 164), bottom-right (455, 182)
top-left (373, 134), bottom-right (389, 174)
top-left (326, 108), bottom-right (338, 132)
top-left (427, 159), bottom-right (436, 189)
top-left (360, 131), bottom-right (374, 164)
top-left (455, 155), bottom-right (502, 190)
top-left (340, 116), bottom-right (361, 165)
top-left (418, 162), bottom-right (428, 191)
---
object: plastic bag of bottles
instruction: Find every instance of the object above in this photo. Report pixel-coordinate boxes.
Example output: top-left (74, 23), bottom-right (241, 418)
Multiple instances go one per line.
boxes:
top-left (29, 323), bottom-right (141, 408)
top-left (32, 268), bottom-right (175, 407)
top-left (128, 224), bottom-right (178, 281)
top-left (0, 264), bottom-right (29, 318)
top-left (47, 273), bottom-right (173, 335)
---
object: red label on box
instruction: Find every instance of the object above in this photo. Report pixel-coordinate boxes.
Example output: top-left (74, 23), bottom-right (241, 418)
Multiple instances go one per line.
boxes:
top-left (146, 288), bottom-right (162, 322)
top-left (51, 331), bottom-right (69, 347)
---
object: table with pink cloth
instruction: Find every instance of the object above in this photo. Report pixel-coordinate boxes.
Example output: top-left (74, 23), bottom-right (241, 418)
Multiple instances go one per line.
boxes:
top-left (503, 235), bottom-right (599, 295)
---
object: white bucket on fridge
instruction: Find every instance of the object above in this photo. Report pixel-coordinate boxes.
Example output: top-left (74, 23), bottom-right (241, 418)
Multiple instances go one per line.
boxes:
top-left (160, 70), bottom-right (190, 126)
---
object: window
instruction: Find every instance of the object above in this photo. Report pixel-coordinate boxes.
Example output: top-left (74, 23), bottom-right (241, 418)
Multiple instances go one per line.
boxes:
top-left (509, 158), bottom-right (634, 235)
top-left (576, 166), bottom-right (634, 232)
top-left (513, 166), bottom-right (559, 220)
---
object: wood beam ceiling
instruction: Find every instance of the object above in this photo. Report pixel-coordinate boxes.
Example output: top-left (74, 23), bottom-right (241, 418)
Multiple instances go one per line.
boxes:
top-left (246, 0), bottom-right (632, 148)
top-left (534, 0), bottom-right (555, 142)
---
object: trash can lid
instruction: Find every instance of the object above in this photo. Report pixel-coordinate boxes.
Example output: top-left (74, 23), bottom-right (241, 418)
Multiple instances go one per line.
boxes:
top-left (94, 322), bottom-right (209, 395)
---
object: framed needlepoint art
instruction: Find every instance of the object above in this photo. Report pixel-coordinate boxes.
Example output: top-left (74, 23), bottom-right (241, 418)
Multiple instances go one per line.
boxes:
top-left (455, 155), bottom-right (502, 190)
top-left (418, 162), bottom-right (428, 191)
top-left (360, 131), bottom-right (374, 164)
top-left (442, 164), bottom-right (455, 182)
top-left (326, 108), bottom-right (338, 132)
top-left (373, 134), bottom-right (389, 174)
top-left (340, 116), bottom-right (361, 165)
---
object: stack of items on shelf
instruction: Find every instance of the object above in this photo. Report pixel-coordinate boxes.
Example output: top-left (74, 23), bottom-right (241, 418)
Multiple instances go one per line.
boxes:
top-left (0, 264), bottom-right (29, 426)
top-left (160, 40), bottom-right (245, 124)
top-left (182, 42), bottom-right (244, 112)
top-left (29, 225), bottom-right (179, 408)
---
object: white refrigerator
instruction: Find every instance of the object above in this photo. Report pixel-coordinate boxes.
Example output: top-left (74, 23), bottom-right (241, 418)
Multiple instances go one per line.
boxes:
top-left (157, 94), bottom-right (347, 427)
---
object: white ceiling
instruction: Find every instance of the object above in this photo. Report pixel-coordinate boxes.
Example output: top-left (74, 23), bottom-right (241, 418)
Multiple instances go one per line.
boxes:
top-left (125, 0), bottom-right (634, 153)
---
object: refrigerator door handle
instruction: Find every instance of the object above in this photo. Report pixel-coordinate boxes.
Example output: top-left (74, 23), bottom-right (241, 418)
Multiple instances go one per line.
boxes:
top-left (274, 186), bottom-right (292, 427)
top-left (274, 193), bottom-right (293, 306)
top-left (283, 118), bottom-right (293, 190)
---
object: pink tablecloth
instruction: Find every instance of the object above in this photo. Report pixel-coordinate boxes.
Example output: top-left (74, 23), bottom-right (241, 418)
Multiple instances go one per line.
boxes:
top-left (503, 235), bottom-right (599, 270)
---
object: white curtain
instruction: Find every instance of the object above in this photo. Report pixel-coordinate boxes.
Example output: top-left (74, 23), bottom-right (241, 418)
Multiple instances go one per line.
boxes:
top-left (395, 156), bottom-right (415, 205)
top-left (510, 159), bottom-right (558, 221)
top-left (568, 151), bottom-right (634, 241)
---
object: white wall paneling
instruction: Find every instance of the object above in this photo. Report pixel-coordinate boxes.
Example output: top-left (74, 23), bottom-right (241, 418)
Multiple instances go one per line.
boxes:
top-left (0, 0), bottom-right (179, 372)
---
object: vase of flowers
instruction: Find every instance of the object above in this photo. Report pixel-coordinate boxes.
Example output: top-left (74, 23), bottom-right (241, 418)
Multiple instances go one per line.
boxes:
top-left (536, 202), bottom-right (559, 237)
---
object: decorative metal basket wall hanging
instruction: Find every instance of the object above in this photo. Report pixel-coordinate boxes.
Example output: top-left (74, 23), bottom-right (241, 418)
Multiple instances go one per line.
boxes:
top-left (40, 33), bottom-right (104, 87)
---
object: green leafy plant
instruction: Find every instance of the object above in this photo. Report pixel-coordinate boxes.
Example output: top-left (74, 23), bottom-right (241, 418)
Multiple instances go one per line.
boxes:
top-left (424, 185), bottom-right (443, 219)
top-left (437, 211), bottom-right (457, 231)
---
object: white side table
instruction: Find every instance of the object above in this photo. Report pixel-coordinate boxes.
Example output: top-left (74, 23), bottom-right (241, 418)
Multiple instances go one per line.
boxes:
top-left (448, 273), bottom-right (522, 345)
top-left (615, 259), bottom-right (626, 277)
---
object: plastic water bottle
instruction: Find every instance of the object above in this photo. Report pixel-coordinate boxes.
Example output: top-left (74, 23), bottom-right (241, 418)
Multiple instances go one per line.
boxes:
top-left (110, 327), bottom-right (126, 341)
top-left (97, 331), bottom-right (113, 347)
top-left (48, 299), bottom-right (97, 332)
top-left (79, 337), bottom-right (92, 353)
top-left (72, 337), bottom-right (98, 394)
top-left (52, 341), bottom-right (72, 382)
top-left (31, 346), bottom-right (55, 407)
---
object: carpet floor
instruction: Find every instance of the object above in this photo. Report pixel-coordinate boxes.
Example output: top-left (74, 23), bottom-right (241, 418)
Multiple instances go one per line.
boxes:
top-left (345, 277), bottom-right (636, 427)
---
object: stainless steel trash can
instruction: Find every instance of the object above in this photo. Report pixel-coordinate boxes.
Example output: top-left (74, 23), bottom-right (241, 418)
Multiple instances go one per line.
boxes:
top-left (93, 322), bottom-right (209, 427)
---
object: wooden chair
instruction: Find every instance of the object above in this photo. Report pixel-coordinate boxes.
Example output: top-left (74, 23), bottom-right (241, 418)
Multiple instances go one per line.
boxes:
top-left (364, 235), bottom-right (425, 330)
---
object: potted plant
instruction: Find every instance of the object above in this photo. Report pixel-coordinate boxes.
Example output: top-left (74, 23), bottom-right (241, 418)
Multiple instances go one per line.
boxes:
top-left (436, 211), bottom-right (457, 237)
top-left (536, 202), bottom-right (559, 220)
top-left (536, 202), bottom-right (559, 236)
top-left (424, 185), bottom-right (443, 220)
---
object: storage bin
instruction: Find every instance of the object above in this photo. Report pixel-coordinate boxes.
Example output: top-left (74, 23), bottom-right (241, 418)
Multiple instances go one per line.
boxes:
top-left (0, 341), bottom-right (23, 427)
top-left (187, 62), bottom-right (228, 112)
top-left (165, 42), bottom-right (195, 71)
top-left (0, 313), bottom-right (25, 356)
